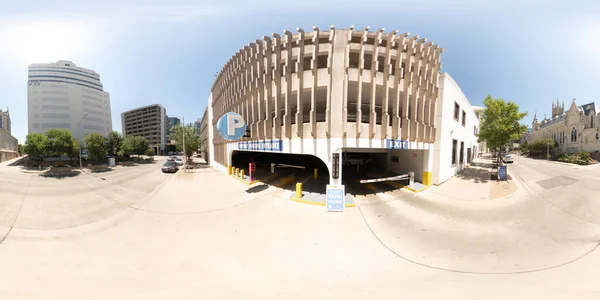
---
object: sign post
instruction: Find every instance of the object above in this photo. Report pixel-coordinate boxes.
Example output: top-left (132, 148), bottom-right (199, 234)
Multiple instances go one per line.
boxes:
top-left (326, 185), bottom-right (345, 212)
top-left (249, 162), bottom-right (256, 181)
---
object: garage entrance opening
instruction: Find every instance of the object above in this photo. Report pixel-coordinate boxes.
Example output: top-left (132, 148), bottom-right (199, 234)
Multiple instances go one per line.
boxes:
top-left (341, 148), bottom-right (425, 196)
top-left (231, 151), bottom-right (329, 193)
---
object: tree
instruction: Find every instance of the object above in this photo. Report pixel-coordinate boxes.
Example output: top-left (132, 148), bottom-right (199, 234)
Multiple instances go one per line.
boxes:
top-left (169, 123), bottom-right (201, 161)
top-left (477, 95), bottom-right (528, 161)
top-left (119, 136), bottom-right (150, 159)
top-left (23, 133), bottom-right (47, 159)
top-left (43, 129), bottom-right (75, 158)
top-left (146, 147), bottom-right (156, 157)
top-left (106, 131), bottom-right (123, 157)
top-left (84, 133), bottom-right (108, 161)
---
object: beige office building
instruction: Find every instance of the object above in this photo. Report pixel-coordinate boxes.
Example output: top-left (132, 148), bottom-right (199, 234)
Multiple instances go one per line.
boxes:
top-left (121, 104), bottom-right (167, 154)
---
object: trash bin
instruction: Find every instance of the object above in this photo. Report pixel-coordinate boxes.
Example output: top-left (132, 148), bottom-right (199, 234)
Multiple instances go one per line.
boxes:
top-left (108, 157), bottom-right (116, 167)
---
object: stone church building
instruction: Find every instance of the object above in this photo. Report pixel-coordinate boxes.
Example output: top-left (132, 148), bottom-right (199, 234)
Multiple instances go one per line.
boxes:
top-left (531, 99), bottom-right (600, 153)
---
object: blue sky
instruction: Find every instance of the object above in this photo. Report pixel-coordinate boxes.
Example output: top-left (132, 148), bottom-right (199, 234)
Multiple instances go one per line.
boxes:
top-left (0, 0), bottom-right (599, 142)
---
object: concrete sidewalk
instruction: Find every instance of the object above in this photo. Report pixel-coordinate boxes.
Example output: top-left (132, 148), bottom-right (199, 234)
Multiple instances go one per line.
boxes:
top-left (427, 155), bottom-right (518, 201)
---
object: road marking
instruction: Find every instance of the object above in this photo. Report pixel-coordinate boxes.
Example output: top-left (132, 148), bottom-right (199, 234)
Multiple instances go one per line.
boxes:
top-left (276, 176), bottom-right (296, 188)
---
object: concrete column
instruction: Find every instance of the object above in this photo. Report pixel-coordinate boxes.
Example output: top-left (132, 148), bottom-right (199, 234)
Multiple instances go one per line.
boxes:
top-left (272, 33), bottom-right (282, 140)
top-left (355, 27), bottom-right (370, 139)
top-left (328, 29), bottom-right (350, 185)
top-left (295, 28), bottom-right (305, 139)
top-left (255, 39), bottom-right (265, 139)
top-left (401, 35), bottom-right (417, 140)
top-left (422, 148), bottom-right (434, 186)
top-left (391, 33), bottom-right (408, 140)
top-left (368, 29), bottom-right (384, 139)
top-left (326, 26), bottom-right (338, 138)
top-left (310, 27), bottom-right (320, 138)
top-left (263, 36), bottom-right (273, 140)
top-left (381, 30), bottom-right (397, 139)
top-left (283, 30), bottom-right (293, 139)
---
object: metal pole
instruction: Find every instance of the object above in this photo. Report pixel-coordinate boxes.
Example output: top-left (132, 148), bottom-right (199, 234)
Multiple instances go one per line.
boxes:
top-left (182, 116), bottom-right (186, 172)
top-left (77, 113), bottom-right (88, 169)
top-left (547, 142), bottom-right (549, 161)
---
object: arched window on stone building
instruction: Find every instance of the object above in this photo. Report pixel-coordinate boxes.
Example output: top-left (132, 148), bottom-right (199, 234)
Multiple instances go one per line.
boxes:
top-left (596, 132), bottom-right (599, 141)
top-left (571, 127), bottom-right (577, 143)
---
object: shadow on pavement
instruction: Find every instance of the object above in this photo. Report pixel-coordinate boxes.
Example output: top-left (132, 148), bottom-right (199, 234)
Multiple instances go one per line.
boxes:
top-left (245, 184), bottom-right (269, 193)
top-left (455, 167), bottom-right (490, 183)
top-left (40, 171), bottom-right (81, 179)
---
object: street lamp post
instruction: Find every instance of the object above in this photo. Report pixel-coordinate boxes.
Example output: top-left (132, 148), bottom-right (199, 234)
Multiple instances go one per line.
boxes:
top-left (77, 113), bottom-right (89, 169)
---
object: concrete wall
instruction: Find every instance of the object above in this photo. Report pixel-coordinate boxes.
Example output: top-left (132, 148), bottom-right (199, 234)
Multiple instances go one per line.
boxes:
top-left (387, 149), bottom-right (426, 182)
top-left (433, 73), bottom-right (480, 185)
top-left (0, 128), bottom-right (18, 162)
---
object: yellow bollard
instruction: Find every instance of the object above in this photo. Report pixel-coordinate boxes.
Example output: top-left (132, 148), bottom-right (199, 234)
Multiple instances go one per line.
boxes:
top-left (296, 182), bottom-right (302, 199)
top-left (228, 165), bottom-right (232, 175)
top-left (240, 170), bottom-right (244, 179)
top-left (314, 168), bottom-right (318, 180)
top-left (234, 168), bottom-right (238, 177)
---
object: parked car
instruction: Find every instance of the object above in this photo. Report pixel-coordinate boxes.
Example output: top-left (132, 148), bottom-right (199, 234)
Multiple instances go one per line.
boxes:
top-left (173, 157), bottom-right (183, 165)
top-left (504, 154), bottom-right (514, 163)
top-left (161, 161), bottom-right (179, 173)
top-left (342, 154), bottom-right (372, 166)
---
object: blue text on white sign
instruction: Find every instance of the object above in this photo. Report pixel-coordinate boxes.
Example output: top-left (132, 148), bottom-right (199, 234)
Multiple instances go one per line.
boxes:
top-left (238, 140), bottom-right (283, 152)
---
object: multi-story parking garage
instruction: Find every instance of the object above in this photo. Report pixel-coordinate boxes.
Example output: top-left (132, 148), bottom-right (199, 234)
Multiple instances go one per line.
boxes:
top-left (202, 25), bottom-right (479, 192)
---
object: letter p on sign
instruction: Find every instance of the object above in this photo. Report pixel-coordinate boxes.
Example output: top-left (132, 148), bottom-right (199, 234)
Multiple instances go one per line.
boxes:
top-left (227, 114), bottom-right (245, 135)
top-left (217, 112), bottom-right (247, 141)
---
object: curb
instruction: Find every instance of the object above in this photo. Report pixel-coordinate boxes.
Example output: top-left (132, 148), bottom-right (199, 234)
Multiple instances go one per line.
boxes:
top-left (230, 173), bottom-right (279, 185)
top-left (489, 169), bottom-right (520, 201)
top-left (386, 181), bottom-right (430, 193)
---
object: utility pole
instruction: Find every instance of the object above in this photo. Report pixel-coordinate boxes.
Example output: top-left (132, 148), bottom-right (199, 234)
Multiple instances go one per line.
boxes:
top-left (182, 116), bottom-right (186, 173)
top-left (77, 113), bottom-right (89, 169)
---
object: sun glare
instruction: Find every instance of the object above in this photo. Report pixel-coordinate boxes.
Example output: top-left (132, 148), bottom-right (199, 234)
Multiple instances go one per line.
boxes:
top-left (0, 20), bottom-right (93, 65)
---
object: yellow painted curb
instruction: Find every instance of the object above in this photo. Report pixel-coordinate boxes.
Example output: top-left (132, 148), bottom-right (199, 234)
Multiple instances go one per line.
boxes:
top-left (387, 181), bottom-right (429, 192)
top-left (289, 196), bottom-right (356, 208)
top-left (230, 173), bottom-right (279, 185)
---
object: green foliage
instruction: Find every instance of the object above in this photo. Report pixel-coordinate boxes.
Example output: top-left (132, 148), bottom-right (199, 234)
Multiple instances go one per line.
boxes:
top-left (23, 133), bottom-right (47, 158)
top-left (106, 131), bottom-right (123, 157)
top-left (146, 147), bottom-right (156, 157)
top-left (119, 136), bottom-right (150, 157)
top-left (526, 138), bottom-right (556, 157)
top-left (477, 95), bottom-right (528, 155)
top-left (579, 151), bottom-right (591, 162)
top-left (84, 133), bottom-right (108, 161)
top-left (557, 152), bottom-right (592, 165)
top-left (169, 123), bottom-right (200, 161)
top-left (44, 129), bottom-right (76, 158)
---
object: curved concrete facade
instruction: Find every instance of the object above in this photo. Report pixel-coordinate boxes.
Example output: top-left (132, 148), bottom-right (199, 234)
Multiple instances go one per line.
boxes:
top-left (27, 60), bottom-right (112, 141)
top-left (207, 26), bottom-right (443, 185)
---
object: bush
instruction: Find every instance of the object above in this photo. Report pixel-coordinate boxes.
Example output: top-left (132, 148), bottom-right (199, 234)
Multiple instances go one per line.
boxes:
top-left (579, 151), bottom-right (591, 162)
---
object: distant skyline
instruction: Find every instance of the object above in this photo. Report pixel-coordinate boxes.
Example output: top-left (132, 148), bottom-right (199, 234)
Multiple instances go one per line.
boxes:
top-left (1, 0), bottom-right (599, 142)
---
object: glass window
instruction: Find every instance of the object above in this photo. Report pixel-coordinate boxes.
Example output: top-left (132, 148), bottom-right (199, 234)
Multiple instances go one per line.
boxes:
top-left (454, 102), bottom-right (460, 121)
top-left (452, 139), bottom-right (457, 165)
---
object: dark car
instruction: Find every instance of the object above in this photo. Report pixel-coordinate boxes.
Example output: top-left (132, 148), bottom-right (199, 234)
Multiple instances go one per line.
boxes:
top-left (161, 161), bottom-right (179, 173)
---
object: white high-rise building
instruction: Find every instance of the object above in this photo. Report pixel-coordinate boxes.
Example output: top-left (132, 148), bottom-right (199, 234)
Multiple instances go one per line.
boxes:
top-left (27, 60), bottom-right (112, 141)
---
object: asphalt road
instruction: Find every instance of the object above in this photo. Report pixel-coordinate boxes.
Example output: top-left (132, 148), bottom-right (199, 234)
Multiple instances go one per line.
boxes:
top-left (0, 155), bottom-right (599, 299)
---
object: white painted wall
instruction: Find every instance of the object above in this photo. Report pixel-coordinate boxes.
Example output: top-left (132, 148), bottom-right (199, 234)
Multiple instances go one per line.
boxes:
top-left (433, 73), bottom-right (480, 185)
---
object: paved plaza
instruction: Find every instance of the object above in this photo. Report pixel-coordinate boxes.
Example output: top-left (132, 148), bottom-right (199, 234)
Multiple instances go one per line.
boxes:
top-left (0, 155), bottom-right (600, 299)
